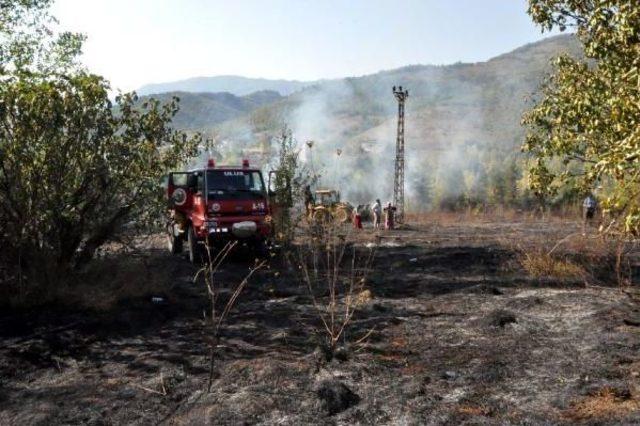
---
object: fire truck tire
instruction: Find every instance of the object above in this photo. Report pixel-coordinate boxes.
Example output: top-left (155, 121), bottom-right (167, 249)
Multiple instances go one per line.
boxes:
top-left (187, 225), bottom-right (200, 264)
top-left (167, 231), bottom-right (183, 255)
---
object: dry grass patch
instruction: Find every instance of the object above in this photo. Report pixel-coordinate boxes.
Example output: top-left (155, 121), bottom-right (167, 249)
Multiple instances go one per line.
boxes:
top-left (514, 230), bottom-right (640, 285)
top-left (377, 353), bottom-right (407, 365)
top-left (562, 386), bottom-right (640, 422)
top-left (406, 210), bottom-right (502, 227)
top-left (457, 404), bottom-right (492, 417)
top-left (400, 363), bottom-right (426, 376)
top-left (391, 335), bottom-right (407, 349)
top-left (520, 250), bottom-right (587, 281)
top-left (405, 209), bottom-right (572, 227)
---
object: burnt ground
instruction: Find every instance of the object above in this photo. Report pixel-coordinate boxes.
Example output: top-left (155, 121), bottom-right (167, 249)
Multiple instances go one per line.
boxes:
top-left (2, 219), bottom-right (640, 424)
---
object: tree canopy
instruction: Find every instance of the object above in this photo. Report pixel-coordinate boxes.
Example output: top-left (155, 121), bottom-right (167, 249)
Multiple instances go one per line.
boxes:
top-left (0, 1), bottom-right (200, 292)
top-left (524, 1), bottom-right (640, 231)
top-left (0, 0), bottom-right (84, 77)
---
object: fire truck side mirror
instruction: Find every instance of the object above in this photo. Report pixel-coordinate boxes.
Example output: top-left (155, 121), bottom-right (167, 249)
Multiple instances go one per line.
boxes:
top-left (268, 170), bottom-right (277, 195)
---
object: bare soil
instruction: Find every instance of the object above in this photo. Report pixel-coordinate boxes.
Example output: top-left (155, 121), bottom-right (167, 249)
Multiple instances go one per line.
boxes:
top-left (2, 219), bottom-right (640, 425)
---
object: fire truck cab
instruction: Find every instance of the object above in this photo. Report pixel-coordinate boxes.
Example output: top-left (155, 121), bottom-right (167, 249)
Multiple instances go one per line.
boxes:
top-left (165, 159), bottom-right (272, 263)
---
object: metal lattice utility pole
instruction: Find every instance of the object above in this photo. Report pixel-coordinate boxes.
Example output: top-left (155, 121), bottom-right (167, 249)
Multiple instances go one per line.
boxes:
top-left (393, 85), bottom-right (409, 223)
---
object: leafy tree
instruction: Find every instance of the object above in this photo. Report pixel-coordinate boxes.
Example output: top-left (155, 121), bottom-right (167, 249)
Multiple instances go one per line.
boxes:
top-left (0, 0), bottom-right (84, 77)
top-left (0, 1), bottom-right (200, 291)
top-left (273, 126), bottom-right (297, 208)
top-left (0, 73), bottom-right (200, 287)
top-left (411, 163), bottom-right (435, 210)
top-left (270, 126), bottom-right (320, 241)
top-left (485, 155), bottom-right (520, 207)
top-left (524, 1), bottom-right (640, 231)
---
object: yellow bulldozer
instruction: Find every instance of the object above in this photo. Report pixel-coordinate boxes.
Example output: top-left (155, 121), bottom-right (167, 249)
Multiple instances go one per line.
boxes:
top-left (309, 189), bottom-right (353, 224)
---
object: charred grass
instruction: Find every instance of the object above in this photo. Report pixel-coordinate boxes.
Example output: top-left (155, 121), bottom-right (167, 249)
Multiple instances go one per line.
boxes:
top-left (2, 217), bottom-right (640, 424)
top-left (1, 235), bottom-right (182, 311)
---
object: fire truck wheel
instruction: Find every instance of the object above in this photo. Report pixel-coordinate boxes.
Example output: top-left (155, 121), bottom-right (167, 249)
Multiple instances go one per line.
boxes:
top-left (167, 230), bottom-right (183, 255)
top-left (187, 225), bottom-right (200, 264)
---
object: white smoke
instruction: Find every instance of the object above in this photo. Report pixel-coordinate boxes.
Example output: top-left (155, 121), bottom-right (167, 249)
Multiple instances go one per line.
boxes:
top-left (209, 64), bottom-right (525, 211)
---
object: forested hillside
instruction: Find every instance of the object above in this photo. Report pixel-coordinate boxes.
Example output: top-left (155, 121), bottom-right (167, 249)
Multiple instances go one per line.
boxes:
top-left (152, 35), bottom-right (582, 208)
top-left (138, 90), bottom-right (283, 130)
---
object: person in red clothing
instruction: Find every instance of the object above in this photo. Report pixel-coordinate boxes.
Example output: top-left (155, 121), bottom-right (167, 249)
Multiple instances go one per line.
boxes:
top-left (353, 205), bottom-right (363, 229)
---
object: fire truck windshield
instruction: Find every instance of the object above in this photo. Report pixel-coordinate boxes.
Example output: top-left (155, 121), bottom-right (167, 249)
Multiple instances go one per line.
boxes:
top-left (206, 170), bottom-right (265, 199)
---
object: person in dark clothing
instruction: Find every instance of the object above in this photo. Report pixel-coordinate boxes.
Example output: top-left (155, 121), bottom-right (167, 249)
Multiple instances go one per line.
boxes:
top-left (384, 202), bottom-right (397, 230)
top-left (582, 193), bottom-right (597, 233)
top-left (304, 185), bottom-right (315, 218)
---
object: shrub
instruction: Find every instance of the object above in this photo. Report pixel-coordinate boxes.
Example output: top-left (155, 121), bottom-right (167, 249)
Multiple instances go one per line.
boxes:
top-left (0, 2), bottom-right (200, 295)
top-left (297, 220), bottom-right (376, 353)
top-left (0, 74), bottom-right (200, 293)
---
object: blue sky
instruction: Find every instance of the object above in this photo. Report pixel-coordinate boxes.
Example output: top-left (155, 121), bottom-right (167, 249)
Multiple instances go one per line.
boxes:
top-left (51, 0), bottom-right (557, 92)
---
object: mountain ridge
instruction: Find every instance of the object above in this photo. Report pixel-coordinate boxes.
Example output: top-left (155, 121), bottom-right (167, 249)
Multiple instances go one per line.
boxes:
top-left (138, 75), bottom-right (312, 97)
top-left (139, 35), bottom-right (577, 98)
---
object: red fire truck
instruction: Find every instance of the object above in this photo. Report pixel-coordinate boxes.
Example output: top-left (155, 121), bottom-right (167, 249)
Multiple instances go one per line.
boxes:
top-left (165, 159), bottom-right (273, 263)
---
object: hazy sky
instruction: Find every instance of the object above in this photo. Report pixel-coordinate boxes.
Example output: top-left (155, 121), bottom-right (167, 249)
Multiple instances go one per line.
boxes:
top-left (51, 0), bottom-right (555, 92)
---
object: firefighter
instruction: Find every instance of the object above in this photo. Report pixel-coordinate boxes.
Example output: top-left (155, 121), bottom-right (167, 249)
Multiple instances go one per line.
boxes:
top-left (304, 185), bottom-right (315, 218)
top-left (384, 202), bottom-right (397, 230)
top-left (372, 199), bottom-right (382, 229)
top-left (353, 205), bottom-right (363, 229)
top-left (582, 193), bottom-right (597, 233)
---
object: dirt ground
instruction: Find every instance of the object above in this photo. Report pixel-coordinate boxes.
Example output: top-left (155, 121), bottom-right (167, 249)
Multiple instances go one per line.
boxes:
top-left (2, 218), bottom-right (640, 425)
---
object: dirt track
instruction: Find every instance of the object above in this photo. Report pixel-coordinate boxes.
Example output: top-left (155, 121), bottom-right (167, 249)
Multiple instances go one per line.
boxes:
top-left (2, 219), bottom-right (640, 425)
